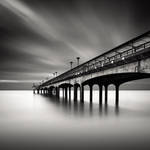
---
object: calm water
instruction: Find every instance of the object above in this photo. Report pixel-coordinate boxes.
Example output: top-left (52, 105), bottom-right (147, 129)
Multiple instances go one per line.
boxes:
top-left (0, 90), bottom-right (150, 150)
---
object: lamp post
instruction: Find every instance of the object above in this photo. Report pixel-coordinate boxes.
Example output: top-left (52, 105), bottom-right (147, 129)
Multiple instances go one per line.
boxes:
top-left (53, 73), bottom-right (55, 77)
top-left (76, 57), bottom-right (80, 66)
top-left (70, 61), bottom-right (73, 69)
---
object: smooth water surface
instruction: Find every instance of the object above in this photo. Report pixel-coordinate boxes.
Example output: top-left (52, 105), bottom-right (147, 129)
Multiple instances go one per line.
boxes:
top-left (0, 90), bottom-right (150, 150)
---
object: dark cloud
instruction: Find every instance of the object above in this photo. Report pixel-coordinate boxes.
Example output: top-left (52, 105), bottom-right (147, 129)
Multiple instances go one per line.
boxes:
top-left (0, 0), bottom-right (150, 89)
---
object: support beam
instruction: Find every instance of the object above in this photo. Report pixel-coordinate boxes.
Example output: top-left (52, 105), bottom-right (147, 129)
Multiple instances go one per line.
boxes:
top-left (65, 87), bottom-right (68, 100)
top-left (63, 88), bottom-right (65, 98)
top-left (37, 89), bottom-right (39, 94)
top-left (69, 86), bottom-right (71, 100)
top-left (74, 85), bottom-right (77, 101)
top-left (115, 84), bottom-right (120, 107)
top-left (105, 85), bottom-right (108, 105)
top-left (89, 84), bottom-right (93, 103)
top-left (56, 87), bottom-right (60, 98)
top-left (80, 85), bottom-right (84, 103)
top-left (49, 89), bottom-right (52, 96)
top-left (99, 84), bottom-right (103, 105)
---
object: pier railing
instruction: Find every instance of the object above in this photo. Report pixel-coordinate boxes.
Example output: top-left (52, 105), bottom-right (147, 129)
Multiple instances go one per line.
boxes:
top-left (36, 31), bottom-right (150, 88)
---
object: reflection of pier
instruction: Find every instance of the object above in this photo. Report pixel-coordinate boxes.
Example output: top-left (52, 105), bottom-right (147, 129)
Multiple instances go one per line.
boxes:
top-left (33, 31), bottom-right (150, 107)
top-left (43, 95), bottom-right (119, 116)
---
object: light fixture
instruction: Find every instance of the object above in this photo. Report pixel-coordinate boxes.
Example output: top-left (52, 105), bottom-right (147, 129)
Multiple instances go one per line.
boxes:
top-left (122, 57), bottom-right (125, 60)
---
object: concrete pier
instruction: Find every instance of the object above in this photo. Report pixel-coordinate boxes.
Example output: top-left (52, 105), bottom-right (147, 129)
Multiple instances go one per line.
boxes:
top-left (99, 85), bottom-right (103, 105)
top-left (89, 84), bottom-right (93, 103)
top-left (105, 85), bottom-right (108, 105)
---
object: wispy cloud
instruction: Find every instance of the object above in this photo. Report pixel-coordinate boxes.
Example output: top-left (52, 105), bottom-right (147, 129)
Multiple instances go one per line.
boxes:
top-left (0, 0), bottom-right (149, 89)
top-left (0, 80), bottom-right (39, 83)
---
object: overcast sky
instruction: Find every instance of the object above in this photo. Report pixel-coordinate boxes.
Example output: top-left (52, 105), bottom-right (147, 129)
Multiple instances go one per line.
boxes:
top-left (0, 0), bottom-right (150, 90)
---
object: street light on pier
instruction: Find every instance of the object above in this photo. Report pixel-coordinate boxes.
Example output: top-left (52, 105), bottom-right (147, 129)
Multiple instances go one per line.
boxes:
top-left (70, 61), bottom-right (73, 69)
top-left (76, 57), bottom-right (80, 66)
top-left (55, 72), bottom-right (57, 77)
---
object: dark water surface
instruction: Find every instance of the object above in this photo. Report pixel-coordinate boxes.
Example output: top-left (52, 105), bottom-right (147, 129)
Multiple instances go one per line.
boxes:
top-left (0, 90), bottom-right (150, 150)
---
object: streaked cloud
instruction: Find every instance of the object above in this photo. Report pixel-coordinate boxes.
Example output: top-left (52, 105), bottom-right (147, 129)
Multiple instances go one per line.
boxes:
top-left (0, 0), bottom-right (150, 89)
top-left (0, 80), bottom-right (39, 83)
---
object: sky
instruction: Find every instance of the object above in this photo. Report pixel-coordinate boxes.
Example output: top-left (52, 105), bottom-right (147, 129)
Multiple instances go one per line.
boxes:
top-left (0, 0), bottom-right (150, 90)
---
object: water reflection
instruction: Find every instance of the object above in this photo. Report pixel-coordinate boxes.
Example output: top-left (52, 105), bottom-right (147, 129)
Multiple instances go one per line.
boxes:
top-left (1, 91), bottom-right (150, 150)
top-left (42, 95), bottom-right (120, 117)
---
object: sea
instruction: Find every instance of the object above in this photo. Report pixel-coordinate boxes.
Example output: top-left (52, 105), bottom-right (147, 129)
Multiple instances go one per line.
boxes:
top-left (0, 90), bottom-right (150, 150)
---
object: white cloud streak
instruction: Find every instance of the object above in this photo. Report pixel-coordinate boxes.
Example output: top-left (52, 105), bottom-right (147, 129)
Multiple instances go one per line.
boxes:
top-left (0, 80), bottom-right (40, 83)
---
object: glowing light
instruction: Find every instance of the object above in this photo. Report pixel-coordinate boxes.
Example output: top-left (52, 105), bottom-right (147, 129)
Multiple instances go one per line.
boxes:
top-left (122, 57), bottom-right (125, 60)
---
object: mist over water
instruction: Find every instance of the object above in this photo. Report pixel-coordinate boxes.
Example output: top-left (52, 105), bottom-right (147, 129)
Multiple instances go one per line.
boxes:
top-left (0, 90), bottom-right (150, 150)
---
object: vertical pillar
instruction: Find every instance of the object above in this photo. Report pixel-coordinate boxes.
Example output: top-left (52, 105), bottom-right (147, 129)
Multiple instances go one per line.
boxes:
top-left (99, 84), bottom-right (102, 106)
top-left (62, 88), bottom-right (65, 98)
top-left (58, 87), bottom-right (60, 98)
top-left (45, 89), bottom-right (47, 94)
top-left (65, 87), bottom-right (68, 100)
top-left (56, 87), bottom-right (60, 98)
top-left (49, 89), bottom-right (51, 96)
top-left (89, 84), bottom-right (93, 103)
top-left (37, 89), bottom-right (39, 94)
top-left (115, 84), bottom-right (120, 107)
top-left (80, 85), bottom-right (84, 103)
top-left (105, 85), bottom-right (108, 105)
top-left (74, 85), bottom-right (77, 101)
top-left (69, 86), bottom-right (71, 100)
top-left (47, 89), bottom-right (49, 95)
top-left (137, 60), bottom-right (141, 72)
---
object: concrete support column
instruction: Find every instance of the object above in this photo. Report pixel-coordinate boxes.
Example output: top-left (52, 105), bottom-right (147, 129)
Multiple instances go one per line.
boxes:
top-left (65, 87), bottom-right (68, 100)
top-left (62, 88), bottom-right (65, 98)
top-left (49, 89), bottom-right (51, 96)
top-left (89, 84), bottom-right (93, 103)
top-left (47, 88), bottom-right (50, 95)
top-left (69, 86), bottom-right (71, 100)
top-left (80, 85), bottom-right (84, 103)
top-left (99, 85), bottom-right (103, 105)
top-left (105, 85), bottom-right (108, 105)
top-left (56, 87), bottom-right (60, 98)
top-left (45, 89), bottom-right (47, 94)
top-left (115, 84), bottom-right (120, 107)
top-left (74, 85), bottom-right (77, 101)
top-left (37, 89), bottom-right (39, 94)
